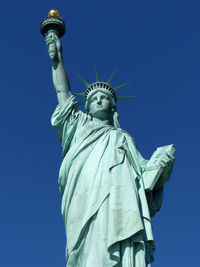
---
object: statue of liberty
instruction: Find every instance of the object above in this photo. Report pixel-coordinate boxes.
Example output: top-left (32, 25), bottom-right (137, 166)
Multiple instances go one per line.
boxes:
top-left (42, 10), bottom-right (175, 267)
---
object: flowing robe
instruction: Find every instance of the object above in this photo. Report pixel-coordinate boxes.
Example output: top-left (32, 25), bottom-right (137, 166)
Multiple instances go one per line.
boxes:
top-left (51, 96), bottom-right (163, 267)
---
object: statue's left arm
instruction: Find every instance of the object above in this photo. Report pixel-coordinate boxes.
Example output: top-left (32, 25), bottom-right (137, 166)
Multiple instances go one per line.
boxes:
top-left (154, 152), bottom-right (175, 190)
top-left (148, 152), bottom-right (174, 216)
top-left (137, 150), bottom-right (175, 217)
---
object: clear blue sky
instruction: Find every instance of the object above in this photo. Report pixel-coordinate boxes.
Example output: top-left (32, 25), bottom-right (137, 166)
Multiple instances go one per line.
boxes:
top-left (0, 0), bottom-right (199, 266)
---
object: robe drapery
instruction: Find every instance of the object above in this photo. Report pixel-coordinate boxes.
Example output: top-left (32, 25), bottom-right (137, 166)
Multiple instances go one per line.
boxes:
top-left (51, 95), bottom-right (163, 267)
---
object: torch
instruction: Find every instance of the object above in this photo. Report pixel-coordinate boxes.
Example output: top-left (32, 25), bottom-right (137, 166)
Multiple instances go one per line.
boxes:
top-left (40, 10), bottom-right (66, 59)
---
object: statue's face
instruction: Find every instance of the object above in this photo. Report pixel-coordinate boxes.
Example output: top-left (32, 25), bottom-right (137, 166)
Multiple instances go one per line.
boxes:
top-left (89, 91), bottom-right (111, 120)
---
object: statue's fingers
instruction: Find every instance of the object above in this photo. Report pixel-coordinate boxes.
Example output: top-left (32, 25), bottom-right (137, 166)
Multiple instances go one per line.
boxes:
top-left (164, 154), bottom-right (174, 168)
top-left (166, 152), bottom-right (175, 161)
top-left (163, 153), bottom-right (171, 161)
top-left (49, 35), bottom-right (60, 50)
top-left (46, 38), bottom-right (53, 46)
top-left (163, 155), bottom-right (174, 168)
top-left (53, 32), bottom-right (59, 41)
top-left (160, 163), bottom-right (165, 168)
top-left (161, 156), bottom-right (170, 164)
top-left (45, 36), bottom-right (51, 41)
top-left (46, 41), bottom-right (54, 49)
top-left (46, 35), bottom-right (53, 42)
top-left (49, 32), bottom-right (58, 43)
top-left (159, 160), bottom-right (165, 168)
top-left (46, 32), bottom-right (54, 40)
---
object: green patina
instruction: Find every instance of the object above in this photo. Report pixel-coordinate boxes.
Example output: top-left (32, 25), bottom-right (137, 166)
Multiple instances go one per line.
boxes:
top-left (42, 14), bottom-right (175, 267)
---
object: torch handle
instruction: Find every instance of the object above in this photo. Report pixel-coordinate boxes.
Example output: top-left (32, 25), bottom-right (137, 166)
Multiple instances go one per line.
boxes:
top-left (46, 29), bottom-right (59, 60)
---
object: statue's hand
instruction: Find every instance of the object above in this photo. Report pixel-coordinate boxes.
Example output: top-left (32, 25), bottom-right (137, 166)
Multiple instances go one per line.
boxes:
top-left (46, 31), bottom-right (62, 62)
top-left (155, 152), bottom-right (175, 190)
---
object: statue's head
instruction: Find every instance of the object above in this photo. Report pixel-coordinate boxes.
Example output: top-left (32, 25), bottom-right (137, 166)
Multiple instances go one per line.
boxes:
top-left (84, 82), bottom-right (118, 123)
top-left (87, 90), bottom-right (116, 122)
top-left (87, 91), bottom-right (112, 119)
top-left (75, 67), bottom-right (133, 127)
top-left (85, 82), bottom-right (116, 110)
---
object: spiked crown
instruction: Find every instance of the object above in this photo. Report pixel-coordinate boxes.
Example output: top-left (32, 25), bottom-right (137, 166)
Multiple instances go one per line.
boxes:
top-left (74, 66), bottom-right (134, 111)
top-left (85, 82), bottom-right (117, 102)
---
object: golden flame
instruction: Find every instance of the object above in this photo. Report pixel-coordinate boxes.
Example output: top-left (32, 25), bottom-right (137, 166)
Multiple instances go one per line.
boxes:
top-left (48, 10), bottom-right (60, 18)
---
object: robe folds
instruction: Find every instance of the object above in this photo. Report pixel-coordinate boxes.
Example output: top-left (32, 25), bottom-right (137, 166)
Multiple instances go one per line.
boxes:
top-left (51, 95), bottom-right (163, 267)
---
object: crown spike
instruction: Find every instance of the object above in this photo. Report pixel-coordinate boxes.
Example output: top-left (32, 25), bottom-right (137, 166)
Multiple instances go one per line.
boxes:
top-left (107, 68), bottom-right (118, 84)
top-left (114, 82), bottom-right (130, 92)
top-left (75, 73), bottom-right (90, 88)
top-left (94, 64), bottom-right (100, 82)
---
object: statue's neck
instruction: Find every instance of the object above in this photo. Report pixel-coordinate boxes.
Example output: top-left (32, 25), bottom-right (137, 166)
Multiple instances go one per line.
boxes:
top-left (92, 117), bottom-right (111, 126)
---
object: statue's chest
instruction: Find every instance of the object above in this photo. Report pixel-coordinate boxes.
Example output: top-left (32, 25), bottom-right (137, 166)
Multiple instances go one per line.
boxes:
top-left (74, 120), bottom-right (112, 141)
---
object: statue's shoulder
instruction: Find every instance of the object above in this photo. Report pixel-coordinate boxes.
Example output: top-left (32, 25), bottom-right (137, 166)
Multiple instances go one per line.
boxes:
top-left (117, 127), bottom-right (135, 139)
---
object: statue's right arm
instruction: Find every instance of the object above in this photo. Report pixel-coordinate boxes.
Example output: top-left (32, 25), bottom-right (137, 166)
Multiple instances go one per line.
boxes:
top-left (46, 31), bottom-right (72, 109)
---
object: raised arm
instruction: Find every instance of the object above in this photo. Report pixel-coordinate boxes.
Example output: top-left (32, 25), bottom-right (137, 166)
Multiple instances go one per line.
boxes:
top-left (46, 31), bottom-right (71, 108)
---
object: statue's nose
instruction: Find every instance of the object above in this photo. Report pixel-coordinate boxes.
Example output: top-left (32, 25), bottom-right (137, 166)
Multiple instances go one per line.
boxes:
top-left (97, 97), bottom-right (102, 104)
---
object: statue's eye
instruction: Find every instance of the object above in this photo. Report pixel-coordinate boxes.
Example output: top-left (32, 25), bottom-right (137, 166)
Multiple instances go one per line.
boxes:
top-left (91, 97), bottom-right (97, 102)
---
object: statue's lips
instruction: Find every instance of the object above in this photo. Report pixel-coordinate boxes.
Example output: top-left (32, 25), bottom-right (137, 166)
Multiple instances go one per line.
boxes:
top-left (95, 105), bottom-right (105, 109)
